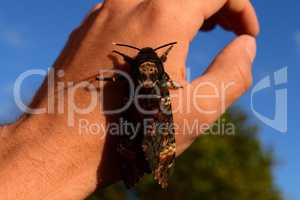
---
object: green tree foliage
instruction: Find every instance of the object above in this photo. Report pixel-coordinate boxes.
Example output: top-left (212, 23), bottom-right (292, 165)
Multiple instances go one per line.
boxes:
top-left (87, 109), bottom-right (282, 200)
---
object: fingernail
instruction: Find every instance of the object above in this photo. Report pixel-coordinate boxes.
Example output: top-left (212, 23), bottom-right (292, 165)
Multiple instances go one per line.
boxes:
top-left (244, 36), bottom-right (256, 62)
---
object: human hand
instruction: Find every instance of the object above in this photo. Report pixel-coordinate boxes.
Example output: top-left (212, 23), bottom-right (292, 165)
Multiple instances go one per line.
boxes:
top-left (53, 0), bottom-right (259, 152)
top-left (0, 1), bottom-right (259, 199)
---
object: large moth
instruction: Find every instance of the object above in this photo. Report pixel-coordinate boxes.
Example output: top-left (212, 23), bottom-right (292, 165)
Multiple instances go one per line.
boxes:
top-left (96, 42), bottom-right (182, 188)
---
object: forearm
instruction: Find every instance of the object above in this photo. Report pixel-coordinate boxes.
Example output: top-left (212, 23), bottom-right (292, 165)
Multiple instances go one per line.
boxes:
top-left (0, 115), bottom-right (108, 200)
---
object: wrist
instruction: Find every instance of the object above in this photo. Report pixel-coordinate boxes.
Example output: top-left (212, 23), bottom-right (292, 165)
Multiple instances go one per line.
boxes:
top-left (0, 112), bottom-right (116, 200)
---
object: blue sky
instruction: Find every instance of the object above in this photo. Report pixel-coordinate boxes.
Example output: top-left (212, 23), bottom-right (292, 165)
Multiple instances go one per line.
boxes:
top-left (0, 0), bottom-right (299, 199)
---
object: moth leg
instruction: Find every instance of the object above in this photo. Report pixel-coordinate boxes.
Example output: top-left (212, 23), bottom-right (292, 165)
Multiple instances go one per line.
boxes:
top-left (84, 74), bottom-right (125, 92)
top-left (164, 73), bottom-right (183, 89)
top-left (67, 73), bottom-right (118, 92)
top-left (160, 44), bottom-right (175, 63)
top-left (167, 80), bottom-right (183, 89)
top-left (96, 74), bottom-right (120, 82)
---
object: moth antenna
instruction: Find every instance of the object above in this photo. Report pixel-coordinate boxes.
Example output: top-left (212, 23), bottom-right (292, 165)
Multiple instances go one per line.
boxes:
top-left (112, 43), bottom-right (141, 51)
top-left (154, 42), bottom-right (177, 51)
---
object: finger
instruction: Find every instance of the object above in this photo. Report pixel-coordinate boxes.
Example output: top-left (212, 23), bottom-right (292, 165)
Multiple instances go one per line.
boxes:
top-left (199, 0), bottom-right (247, 19)
top-left (151, 0), bottom-right (246, 18)
top-left (201, 1), bottom-right (259, 36)
top-left (152, 0), bottom-right (258, 37)
top-left (234, 1), bottom-right (260, 35)
top-left (173, 35), bottom-right (256, 154)
top-left (204, 0), bottom-right (259, 36)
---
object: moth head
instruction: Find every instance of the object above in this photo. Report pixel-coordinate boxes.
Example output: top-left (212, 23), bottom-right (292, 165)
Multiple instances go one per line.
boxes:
top-left (138, 61), bottom-right (159, 88)
top-left (112, 42), bottom-right (177, 89)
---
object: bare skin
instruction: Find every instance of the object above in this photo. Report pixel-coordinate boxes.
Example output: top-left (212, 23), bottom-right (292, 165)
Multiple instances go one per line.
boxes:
top-left (0, 0), bottom-right (259, 199)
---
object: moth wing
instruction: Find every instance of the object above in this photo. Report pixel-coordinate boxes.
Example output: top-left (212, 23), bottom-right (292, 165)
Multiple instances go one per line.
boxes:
top-left (142, 119), bottom-right (176, 188)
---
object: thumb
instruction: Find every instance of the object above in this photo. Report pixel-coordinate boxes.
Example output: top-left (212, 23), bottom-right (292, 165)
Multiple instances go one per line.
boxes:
top-left (191, 34), bottom-right (256, 123)
top-left (170, 35), bottom-right (256, 154)
top-left (176, 35), bottom-right (256, 133)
